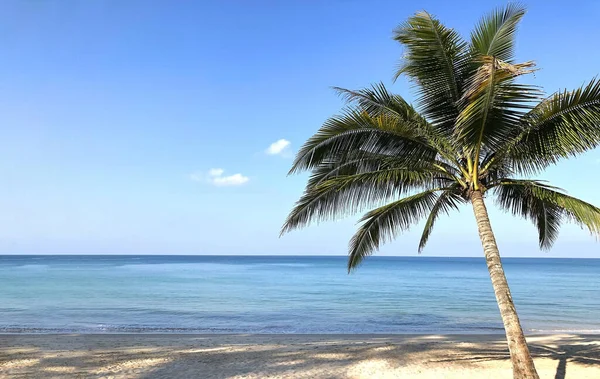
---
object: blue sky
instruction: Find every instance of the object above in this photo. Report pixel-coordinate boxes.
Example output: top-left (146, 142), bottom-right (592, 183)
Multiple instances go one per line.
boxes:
top-left (1, 0), bottom-right (599, 257)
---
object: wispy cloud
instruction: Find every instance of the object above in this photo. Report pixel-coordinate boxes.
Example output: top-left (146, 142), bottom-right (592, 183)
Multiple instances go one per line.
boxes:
top-left (190, 168), bottom-right (249, 186)
top-left (208, 168), bottom-right (224, 177)
top-left (265, 139), bottom-right (291, 156)
top-left (211, 173), bottom-right (249, 186)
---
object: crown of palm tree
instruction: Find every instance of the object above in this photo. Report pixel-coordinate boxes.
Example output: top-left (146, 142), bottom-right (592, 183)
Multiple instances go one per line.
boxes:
top-left (281, 4), bottom-right (600, 271)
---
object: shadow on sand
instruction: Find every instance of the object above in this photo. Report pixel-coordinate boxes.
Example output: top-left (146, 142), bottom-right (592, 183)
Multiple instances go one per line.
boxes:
top-left (0, 334), bottom-right (598, 378)
top-left (429, 334), bottom-right (600, 379)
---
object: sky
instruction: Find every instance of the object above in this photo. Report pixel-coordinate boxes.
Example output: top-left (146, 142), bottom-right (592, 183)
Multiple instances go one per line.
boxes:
top-left (0, 0), bottom-right (599, 257)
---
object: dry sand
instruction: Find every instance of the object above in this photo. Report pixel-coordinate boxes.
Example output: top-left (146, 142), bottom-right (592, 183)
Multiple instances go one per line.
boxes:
top-left (0, 334), bottom-right (598, 378)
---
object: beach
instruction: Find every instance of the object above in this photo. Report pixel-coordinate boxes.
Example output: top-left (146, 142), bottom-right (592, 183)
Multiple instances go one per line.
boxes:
top-left (1, 334), bottom-right (598, 378)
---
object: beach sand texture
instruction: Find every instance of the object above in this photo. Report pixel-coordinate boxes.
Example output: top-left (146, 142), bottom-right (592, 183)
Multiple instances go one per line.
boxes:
top-left (0, 334), bottom-right (598, 378)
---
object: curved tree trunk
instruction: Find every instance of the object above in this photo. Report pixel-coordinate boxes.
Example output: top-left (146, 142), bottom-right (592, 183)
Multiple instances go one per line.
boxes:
top-left (471, 190), bottom-right (540, 379)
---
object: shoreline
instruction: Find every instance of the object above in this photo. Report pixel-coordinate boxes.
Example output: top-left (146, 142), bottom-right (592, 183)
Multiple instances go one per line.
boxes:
top-left (1, 334), bottom-right (598, 378)
top-left (0, 332), bottom-right (507, 336)
top-left (1, 332), bottom-right (600, 336)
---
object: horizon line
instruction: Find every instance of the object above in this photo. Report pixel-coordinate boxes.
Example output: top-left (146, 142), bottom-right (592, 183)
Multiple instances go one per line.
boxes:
top-left (0, 254), bottom-right (598, 259)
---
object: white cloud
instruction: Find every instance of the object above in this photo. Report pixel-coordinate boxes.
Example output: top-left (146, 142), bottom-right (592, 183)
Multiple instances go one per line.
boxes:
top-left (266, 139), bottom-right (291, 155)
top-left (190, 168), bottom-right (249, 186)
top-left (211, 173), bottom-right (249, 186)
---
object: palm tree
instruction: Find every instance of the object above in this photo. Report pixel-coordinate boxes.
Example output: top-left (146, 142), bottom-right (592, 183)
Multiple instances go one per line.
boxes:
top-left (281, 4), bottom-right (600, 379)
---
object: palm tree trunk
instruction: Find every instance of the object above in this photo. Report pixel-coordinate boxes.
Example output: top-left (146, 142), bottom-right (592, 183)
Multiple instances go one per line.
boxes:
top-left (470, 190), bottom-right (539, 379)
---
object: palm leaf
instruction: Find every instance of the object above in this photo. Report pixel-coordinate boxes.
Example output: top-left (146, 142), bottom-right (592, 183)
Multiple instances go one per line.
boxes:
top-left (393, 11), bottom-right (469, 131)
top-left (494, 180), bottom-right (600, 248)
top-left (501, 78), bottom-right (600, 174)
top-left (304, 151), bottom-right (457, 189)
top-left (281, 166), bottom-right (443, 236)
top-left (494, 180), bottom-right (564, 248)
top-left (470, 4), bottom-right (526, 62)
top-left (289, 108), bottom-right (438, 175)
top-left (418, 189), bottom-right (464, 252)
top-left (348, 189), bottom-right (442, 271)
top-left (333, 84), bottom-right (462, 163)
top-left (332, 83), bottom-right (424, 121)
top-left (455, 57), bottom-right (541, 154)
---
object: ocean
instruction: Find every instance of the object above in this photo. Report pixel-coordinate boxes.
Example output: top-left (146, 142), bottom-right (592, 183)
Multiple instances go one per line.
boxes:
top-left (0, 255), bottom-right (598, 334)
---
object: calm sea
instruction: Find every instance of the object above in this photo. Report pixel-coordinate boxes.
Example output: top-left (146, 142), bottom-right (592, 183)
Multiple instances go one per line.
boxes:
top-left (0, 255), bottom-right (598, 334)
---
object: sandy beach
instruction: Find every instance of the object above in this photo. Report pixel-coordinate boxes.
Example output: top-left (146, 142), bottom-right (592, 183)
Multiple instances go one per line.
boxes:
top-left (0, 334), bottom-right (597, 378)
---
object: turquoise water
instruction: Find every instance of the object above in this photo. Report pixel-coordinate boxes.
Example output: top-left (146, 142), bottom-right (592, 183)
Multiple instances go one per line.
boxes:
top-left (0, 255), bottom-right (598, 334)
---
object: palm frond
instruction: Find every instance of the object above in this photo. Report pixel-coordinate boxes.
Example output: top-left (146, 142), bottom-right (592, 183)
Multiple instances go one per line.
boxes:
top-left (494, 180), bottom-right (600, 249)
top-left (455, 57), bottom-right (542, 153)
top-left (501, 78), bottom-right (600, 174)
top-left (461, 58), bottom-right (537, 101)
top-left (281, 166), bottom-right (443, 236)
top-left (289, 108), bottom-right (438, 175)
top-left (470, 3), bottom-right (526, 62)
top-left (332, 83), bottom-right (423, 120)
top-left (304, 151), bottom-right (458, 189)
top-left (348, 189), bottom-right (443, 271)
top-left (418, 189), bottom-right (464, 252)
top-left (333, 84), bottom-right (462, 163)
top-left (393, 11), bottom-right (469, 131)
